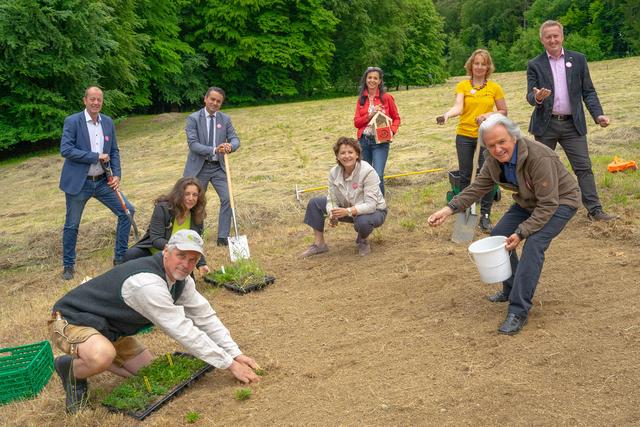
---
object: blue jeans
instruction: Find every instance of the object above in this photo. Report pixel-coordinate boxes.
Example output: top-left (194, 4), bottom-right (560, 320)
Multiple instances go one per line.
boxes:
top-left (491, 204), bottom-right (576, 317)
top-left (359, 135), bottom-right (389, 195)
top-left (63, 177), bottom-right (134, 267)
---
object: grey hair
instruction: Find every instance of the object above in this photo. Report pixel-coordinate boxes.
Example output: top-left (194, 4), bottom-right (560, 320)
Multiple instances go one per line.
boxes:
top-left (164, 244), bottom-right (178, 253)
top-left (539, 20), bottom-right (563, 39)
top-left (477, 113), bottom-right (521, 146)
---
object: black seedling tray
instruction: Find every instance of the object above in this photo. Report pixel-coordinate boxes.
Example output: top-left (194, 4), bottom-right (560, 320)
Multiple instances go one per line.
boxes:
top-left (102, 352), bottom-right (213, 420)
top-left (204, 275), bottom-right (276, 295)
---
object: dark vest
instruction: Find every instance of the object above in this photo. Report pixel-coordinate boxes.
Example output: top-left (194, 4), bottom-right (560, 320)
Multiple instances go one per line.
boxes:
top-left (53, 253), bottom-right (186, 341)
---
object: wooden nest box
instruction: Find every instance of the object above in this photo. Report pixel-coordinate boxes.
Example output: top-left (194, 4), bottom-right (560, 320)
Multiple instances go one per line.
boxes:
top-left (369, 111), bottom-right (393, 144)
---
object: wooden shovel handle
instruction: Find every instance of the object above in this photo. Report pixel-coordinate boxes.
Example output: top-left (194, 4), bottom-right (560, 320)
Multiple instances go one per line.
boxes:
top-left (223, 153), bottom-right (236, 212)
top-left (470, 138), bottom-right (481, 185)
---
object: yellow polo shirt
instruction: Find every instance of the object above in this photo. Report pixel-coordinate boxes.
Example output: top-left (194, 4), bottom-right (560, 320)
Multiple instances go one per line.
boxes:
top-left (455, 80), bottom-right (505, 138)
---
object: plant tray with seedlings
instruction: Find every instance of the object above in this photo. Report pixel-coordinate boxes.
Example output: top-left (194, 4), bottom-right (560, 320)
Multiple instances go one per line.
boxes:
top-left (102, 352), bottom-right (213, 420)
top-left (204, 258), bottom-right (275, 295)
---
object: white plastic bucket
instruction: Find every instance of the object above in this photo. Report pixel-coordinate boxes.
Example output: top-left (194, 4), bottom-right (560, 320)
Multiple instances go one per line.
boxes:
top-left (468, 236), bottom-right (512, 284)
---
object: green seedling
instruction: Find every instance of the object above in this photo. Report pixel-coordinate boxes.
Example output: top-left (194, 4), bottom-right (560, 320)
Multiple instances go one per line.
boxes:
top-left (254, 367), bottom-right (266, 376)
top-left (400, 218), bottom-right (416, 232)
top-left (102, 355), bottom-right (207, 411)
top-left (234, 388), bottom-right (252, 401)
top-left (185, 410), bottom-right (200, 423)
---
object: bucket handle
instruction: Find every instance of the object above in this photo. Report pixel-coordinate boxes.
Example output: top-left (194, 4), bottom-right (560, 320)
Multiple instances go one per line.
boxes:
top-left (467, 243), bottom-right (511, 264)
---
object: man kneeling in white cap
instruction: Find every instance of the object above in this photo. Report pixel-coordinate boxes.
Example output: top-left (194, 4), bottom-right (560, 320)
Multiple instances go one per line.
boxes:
top-left (49, 229), bottom-right (260, 413)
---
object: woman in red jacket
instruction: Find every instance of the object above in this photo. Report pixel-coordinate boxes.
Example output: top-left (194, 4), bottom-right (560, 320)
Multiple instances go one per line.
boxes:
top-left (353, 67), bottom-right (401, 195)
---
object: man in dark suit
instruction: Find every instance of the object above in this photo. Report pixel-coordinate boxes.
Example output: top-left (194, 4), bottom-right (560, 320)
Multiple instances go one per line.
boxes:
top-left (527, 20), bottom-right (615, 222)
top-left (59, 86), bottom-right (134, 280)
top-left (183, 87), bottom-right (240, 246)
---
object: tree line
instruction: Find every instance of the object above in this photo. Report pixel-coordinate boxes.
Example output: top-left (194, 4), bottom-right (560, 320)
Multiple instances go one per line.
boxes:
top-left (0, 0), bottom-right (637, 152)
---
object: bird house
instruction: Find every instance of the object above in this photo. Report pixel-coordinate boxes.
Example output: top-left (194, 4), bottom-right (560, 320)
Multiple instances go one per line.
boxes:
top-left (368, 111), bottom-right (394, 144)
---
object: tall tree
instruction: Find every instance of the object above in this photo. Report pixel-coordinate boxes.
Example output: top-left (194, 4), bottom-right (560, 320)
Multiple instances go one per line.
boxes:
top-left (326, 0), bottom-right (446, 89)
top-left (184, 0), bottom-right (338, 101)
top-left (0, 0), bottom-right (116, 150)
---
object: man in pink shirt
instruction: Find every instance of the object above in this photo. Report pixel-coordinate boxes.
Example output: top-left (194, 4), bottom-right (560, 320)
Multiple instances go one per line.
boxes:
top-left (526, 20), bottom-right (615, 222)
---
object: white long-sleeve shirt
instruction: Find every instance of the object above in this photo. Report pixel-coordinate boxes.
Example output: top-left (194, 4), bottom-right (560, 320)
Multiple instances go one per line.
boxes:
top-left (121, 272), bottom-right (241, 369)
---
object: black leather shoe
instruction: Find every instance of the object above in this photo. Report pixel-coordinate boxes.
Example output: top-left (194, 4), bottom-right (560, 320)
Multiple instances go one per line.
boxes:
top-left (216, 238), bottom-right (229, 247)
top-left (62, 266), bottom-right (74, 281)
top-left (487, 290), bottom-right (509, 303)
top-left (479, 214), bottom-right (493, 233)
top-left (54, 355), bottom-right (89, 413)
top-left (498, 313), bottom-right (528, 335)
top-left (587, 209), bottom-right (617, 222)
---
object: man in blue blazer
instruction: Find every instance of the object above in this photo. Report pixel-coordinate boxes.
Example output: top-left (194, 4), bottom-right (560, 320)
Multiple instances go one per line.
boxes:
top-left (527, 20), bottom-right (615, 222)
top-left (59, 86), bottom-right (134, 280)
top-left (183, 87), bottom-right (240, 246)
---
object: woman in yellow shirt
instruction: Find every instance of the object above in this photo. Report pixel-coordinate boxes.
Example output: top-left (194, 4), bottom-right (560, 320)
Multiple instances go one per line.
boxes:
top-left (437, 49), bottom-right (508, 231)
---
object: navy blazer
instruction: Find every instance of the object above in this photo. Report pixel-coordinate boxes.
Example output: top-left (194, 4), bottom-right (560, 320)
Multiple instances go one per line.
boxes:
top-left (526, 49), bottom-right (604, 137)
top-left (183, 108), bottom-right (240, 178)
top-left (59, 111), bottom-right (121, 195)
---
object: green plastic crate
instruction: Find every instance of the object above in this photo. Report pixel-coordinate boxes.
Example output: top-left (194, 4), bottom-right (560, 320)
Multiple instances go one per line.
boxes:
top-left (0, 340), bottom-right (54, 405)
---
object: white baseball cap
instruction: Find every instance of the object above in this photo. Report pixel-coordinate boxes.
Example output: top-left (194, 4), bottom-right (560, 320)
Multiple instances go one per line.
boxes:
top-left (167, 230), bottom-right (205, 255)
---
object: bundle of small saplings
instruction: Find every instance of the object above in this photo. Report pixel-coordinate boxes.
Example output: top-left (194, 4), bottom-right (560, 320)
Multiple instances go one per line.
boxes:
top-left (102, 353), bottom-right (208, 411)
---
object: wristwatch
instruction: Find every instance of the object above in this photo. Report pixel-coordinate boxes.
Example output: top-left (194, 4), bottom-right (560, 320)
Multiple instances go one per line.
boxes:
top-left (347, 208), bottom-right (353, 217)
top-left (514, 227), bottom-right (525, 240)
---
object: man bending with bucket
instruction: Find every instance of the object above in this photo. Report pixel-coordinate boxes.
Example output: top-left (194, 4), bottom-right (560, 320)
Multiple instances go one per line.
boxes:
top-left (49, 230), bottom-right (260, 413)
top-left (428, 114), bottom-right (580, 335)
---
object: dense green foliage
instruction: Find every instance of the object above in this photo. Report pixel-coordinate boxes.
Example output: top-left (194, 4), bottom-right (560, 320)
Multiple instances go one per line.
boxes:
top-left (0, 0), bottom-right (637, 152)
top-left (435, 0), bottom-right (639, 74)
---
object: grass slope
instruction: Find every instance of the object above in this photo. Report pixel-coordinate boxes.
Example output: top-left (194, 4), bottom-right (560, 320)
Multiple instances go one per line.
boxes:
top-left (0, 58), bottom-right (639, 426)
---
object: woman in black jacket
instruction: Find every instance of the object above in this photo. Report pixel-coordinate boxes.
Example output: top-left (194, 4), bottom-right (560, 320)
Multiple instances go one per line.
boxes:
top-left (123, 177), bottom-right (209, 273)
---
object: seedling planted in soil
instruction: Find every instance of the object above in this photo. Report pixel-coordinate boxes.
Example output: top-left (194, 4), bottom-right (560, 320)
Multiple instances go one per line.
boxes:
top-left (185, 410), bottom-right (200, 423)
top-left (234, 388), bottom-right (252, 401)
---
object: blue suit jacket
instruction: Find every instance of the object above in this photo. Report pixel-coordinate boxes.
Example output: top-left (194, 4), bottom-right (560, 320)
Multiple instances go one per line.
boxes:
top-left (183, 108), bottom-right (240, 177)
top-left (59, 111), bottom-right (121, 195)
top-left (526, 49), bottom-right (604, 137)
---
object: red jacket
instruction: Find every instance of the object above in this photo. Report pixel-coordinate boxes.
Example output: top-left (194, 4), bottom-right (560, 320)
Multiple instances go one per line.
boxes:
top-left (353, 89), bottom-right (401, 139)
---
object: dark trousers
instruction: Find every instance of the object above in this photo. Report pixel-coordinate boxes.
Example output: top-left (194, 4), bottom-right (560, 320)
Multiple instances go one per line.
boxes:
top-left (491, 204), bottom-right (576, 317)
top-left (303, 196), bottom-right (386, 240)
top-left (196, 161), bottom-right (231, 239)
top-left (122, 246), bottom-right (151, 263)
top-left (535, 119), bottom-right (601, 213)
top-left (455, 134), bottom-right (494, 216)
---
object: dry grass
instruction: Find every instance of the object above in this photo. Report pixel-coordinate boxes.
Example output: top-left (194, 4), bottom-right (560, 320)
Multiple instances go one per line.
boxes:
top-left (1, 58), bottom-right (638, 272)
top-left (0, 57), bottom-right (639, 426)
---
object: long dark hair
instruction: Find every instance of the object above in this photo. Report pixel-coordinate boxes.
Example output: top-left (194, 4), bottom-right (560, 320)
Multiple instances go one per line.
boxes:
top-left (358, 67), bottom-right (386, 106)
top-left (156, 177), bottom-right (207, 225)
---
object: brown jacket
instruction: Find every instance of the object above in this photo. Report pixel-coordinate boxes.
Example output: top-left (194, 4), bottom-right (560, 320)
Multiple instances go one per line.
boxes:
top-left (449, 136), bottom-right (580, 237)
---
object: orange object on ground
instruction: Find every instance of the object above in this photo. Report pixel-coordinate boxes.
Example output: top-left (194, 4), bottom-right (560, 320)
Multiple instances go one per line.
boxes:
top-left (607, 156), bottom-right (638, 173)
